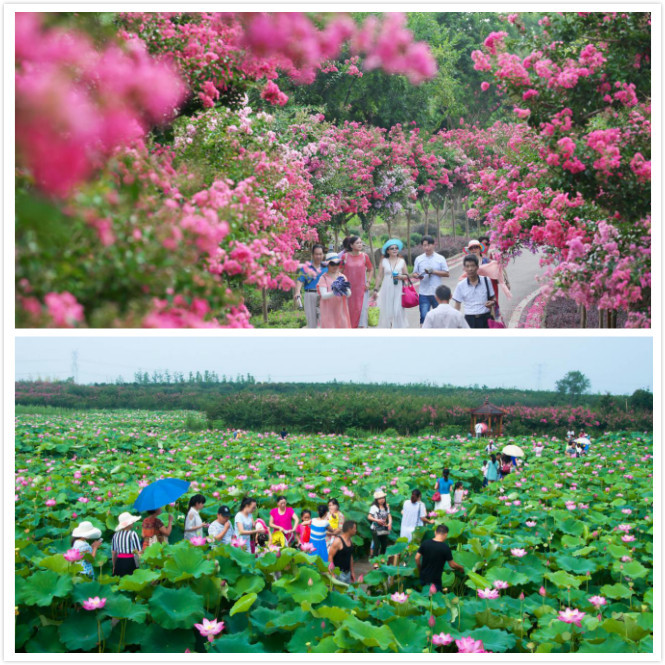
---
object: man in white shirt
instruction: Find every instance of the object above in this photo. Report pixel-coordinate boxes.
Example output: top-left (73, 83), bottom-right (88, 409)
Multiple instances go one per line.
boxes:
top-left (422, 286), bottom-right (469, 329)
top-left (474, 422), bottom-right (485, 439)
top-left (452, 254), bottom-right (496, 328)
top-left (485, 440), bottom-right (497, 454)
top-left (411, 236), bottom-right (450, 326)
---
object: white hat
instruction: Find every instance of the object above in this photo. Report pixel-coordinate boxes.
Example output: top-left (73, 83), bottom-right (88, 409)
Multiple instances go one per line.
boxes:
top-left (72, 521), bottom-right (102, 539)
top-left (325, 252), bottom-right (341, 263)
top-left (115, 511), bottom-right (141, 532)
top-left (373, 489), bottom-right (387, 500)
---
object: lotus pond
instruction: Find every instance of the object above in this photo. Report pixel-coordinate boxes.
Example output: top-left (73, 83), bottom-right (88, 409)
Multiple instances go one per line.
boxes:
top-left (14, 411), bottom-right (653, 653)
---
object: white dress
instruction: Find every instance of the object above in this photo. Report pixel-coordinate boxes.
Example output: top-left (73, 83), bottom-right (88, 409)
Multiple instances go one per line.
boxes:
top-left (377, 258), bottom-right (408, 328)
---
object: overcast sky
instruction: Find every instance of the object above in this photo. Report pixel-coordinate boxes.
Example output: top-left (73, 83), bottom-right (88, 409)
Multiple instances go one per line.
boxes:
top-left (14, 336), bottom-right (652, 394)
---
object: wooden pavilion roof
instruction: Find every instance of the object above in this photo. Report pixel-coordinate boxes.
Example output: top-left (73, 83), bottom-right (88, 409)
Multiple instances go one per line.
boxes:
top-left (470, 397), bottom-right (507, 416)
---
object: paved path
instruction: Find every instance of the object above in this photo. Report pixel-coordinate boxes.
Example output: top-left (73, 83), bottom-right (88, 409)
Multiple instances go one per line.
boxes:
top-left (406, 251), bottom-right (546, 328)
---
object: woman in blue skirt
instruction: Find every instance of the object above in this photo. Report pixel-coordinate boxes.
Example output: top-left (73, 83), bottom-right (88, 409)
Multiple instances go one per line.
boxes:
top-left (310, 504), bottom-right (333, 563)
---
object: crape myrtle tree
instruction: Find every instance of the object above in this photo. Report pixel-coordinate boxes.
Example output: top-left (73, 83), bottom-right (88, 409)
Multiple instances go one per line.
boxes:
top-left (462, 11), bottom-right (651, 327)
top-left (15, 11), bottom-right (436, 327)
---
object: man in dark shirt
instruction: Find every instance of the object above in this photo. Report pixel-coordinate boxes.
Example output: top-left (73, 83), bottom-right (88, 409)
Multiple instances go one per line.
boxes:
top-left (328, 520), bottom-right (357, 584)
top-left (415, 524), bottom-right (464, 592)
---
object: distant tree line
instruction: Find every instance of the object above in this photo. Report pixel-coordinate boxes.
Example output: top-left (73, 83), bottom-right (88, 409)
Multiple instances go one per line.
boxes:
top-left (15, 379), bottom-right (652, 436)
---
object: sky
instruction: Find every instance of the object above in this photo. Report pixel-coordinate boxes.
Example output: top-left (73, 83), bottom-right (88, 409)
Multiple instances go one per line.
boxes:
top-left (14, 336), bottom-right (652, 394)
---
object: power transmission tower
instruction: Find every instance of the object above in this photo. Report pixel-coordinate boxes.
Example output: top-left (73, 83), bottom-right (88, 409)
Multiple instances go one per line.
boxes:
top-left (71, 350), bottom-right (79, 383)
top-left (535, 363), bottom-right (544, 391)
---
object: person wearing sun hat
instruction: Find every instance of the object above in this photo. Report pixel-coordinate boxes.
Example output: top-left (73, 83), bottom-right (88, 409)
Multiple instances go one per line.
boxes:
top-left (71, 521), bottom-right (103, 578)
top-left (316, 252), bottom-right (352, 328)
top-left (111, 512), bottom-right (142, 577)
top-left (375, 238), bottom-right (409, 328)
top-left (367, 489), bottom-right (392, 562)
top-left (463, 239), bottom-right (489, 263)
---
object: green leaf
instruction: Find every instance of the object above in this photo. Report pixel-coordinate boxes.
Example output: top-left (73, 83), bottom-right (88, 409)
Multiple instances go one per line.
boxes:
top-left (621, 561), bottom-right (649, 579)
top-left (229, 592), bottom-right (258, 616)
top-left (467, 626), bottom-right (517, 653)
top-left (104, 595), bottom-right (149, 622)
top-left (59, 612), bottom-right (112, 651)
top-left (38, 553), bottom-right (71, 574)
top-left (227, 573), bottom-right (265, 600)
top-left (138, 625), bottom-right (196, 653)
top-left (19, 570), bottom-right (73, 606)
top-left (387, 616), bottom-right (429, 653)
top-left (485, 566), bottom-right (529, 587)
top-left (273, 567), bottom-right (328, 604)
top-left (163, 546), bottom-right (215, 582)
top-left (343, 614), bottom-right (399, 651)
top-left (70, 580), bottom-right (107, 604)
top-left (555, 554), bottom-right (597, 575)
top-left (465, 570), bottom-right (492, 590)
top-left (210, 630), bottom-right (266, 653)
top-left (601, 617), bottom-right (649, 642)
top-left (148, 586), bottom-right (205, 630)
top-left (600, 583), bottom-right (632, 600)
top-left (25, 625), bottom-right (64, 653)
top-left (545, 570), bottom-right (581, 589)
top-left (117, 568), bottom-right (161, 592)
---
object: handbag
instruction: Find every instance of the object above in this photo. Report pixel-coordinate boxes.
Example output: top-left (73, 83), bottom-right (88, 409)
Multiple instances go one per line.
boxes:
top-left (401, 277), bottom-right (419, 308)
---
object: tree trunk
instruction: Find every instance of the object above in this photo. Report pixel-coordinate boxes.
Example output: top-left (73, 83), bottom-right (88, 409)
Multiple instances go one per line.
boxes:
top-left (406, 212), bottom-right (412, 265)
top-left (423, 198), bottom-right (430, 236)
top-left (463, 198), bottom-right (470, 239)
top-left (262, 288), bottom-right (268, 324)
top-left (386, 217), bottom-right (392, 238)
top-left (580, 305), bottom-right (587, 328)
top-left (451, 196), bottom-right (456, 240)
top-left (334, 227), bottom-right (339, 250)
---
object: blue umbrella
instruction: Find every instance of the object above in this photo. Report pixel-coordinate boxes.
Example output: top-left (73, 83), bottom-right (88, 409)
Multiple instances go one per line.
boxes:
top-left (133, 478), bottom-right (191, 512)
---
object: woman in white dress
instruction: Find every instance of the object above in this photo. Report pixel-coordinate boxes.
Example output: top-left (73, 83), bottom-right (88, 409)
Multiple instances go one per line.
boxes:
top-left (374, 239), bottom-right (409, 328)
top-left (399, 489), bottom-right (434, 542)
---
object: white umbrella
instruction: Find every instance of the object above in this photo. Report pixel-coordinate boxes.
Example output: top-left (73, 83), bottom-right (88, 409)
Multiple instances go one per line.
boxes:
top-left (575, 437), bottom-right (591, 444)
top-left (502, 444), bottom-right (525, 457)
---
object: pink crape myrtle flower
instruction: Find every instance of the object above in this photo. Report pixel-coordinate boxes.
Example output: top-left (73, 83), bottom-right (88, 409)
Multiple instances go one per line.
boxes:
top-left (455, 636), bottom-right (486, 653)
top-left (82, 596), bottom-right (106, 610)
top-left (432, 632), bottom-right (453, 646)
top-left (194, 617), bottom-right (224, 642)
top-left (558, 607), bottom-right (586, 627)
top-left (478, 587), bottom-right (500, 599)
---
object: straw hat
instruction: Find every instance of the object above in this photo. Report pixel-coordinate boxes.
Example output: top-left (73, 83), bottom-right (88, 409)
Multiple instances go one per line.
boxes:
top-left (115, 511), bottom-right (141, 532)
top-left (373, 490), bottom-right (387, 500)
top-left (72, 521), bottom-right (102, 539)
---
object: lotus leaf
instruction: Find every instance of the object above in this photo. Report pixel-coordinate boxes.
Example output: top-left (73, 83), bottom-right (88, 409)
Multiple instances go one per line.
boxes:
top-left (229, 592), bottom-right (258, 616)
top-left (59, 612), bottom-right (112, 651)
top-left (148, 586), bottom-right (205, 629)
top-left (18, 571), bottom-right (73, 606)
top-left (162, 545), bottom-right (215, 582)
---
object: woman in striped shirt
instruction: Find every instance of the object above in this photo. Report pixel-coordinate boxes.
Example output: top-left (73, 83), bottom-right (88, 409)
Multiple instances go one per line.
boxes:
top-left (111, 512), bottom-right (142, 577)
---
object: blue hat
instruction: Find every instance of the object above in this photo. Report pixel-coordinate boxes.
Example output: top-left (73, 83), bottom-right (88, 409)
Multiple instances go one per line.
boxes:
top-left (382, 238), bottom-right (404, 254)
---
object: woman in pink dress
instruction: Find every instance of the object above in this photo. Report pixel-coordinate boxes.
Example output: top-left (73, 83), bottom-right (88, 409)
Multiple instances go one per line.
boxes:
top-left (317, 253), bottom-right (352, 328)
top-left (268, 496), bottom-right (299, 546)
top-left (341, 236), bottom-right (374, 328)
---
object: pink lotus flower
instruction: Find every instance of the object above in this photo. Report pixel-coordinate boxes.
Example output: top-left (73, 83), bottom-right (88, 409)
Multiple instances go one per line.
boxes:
top-left (589, 595), bottom-right (607, 608)
top-left (432, 632), bottom-right (453, 646)
top-left (189, 536), bottom-right (207, 546)
top-left (230, 536), bottom-right (244, 548)
top-left (300, 542), bottom-right (316, 553)
top-left (621, 535), bottom-right (636, 543)
top-left (82, 596), bottom-right (106, 610)
top-left (511, 548), bottom-right (527, 557)
top-left (391, 592), bottom-right (408, 603)
top-left (194, 617), bottom-right (224, 642)
top-left (493, 580), bottom-right (509, 589)
top-left (78, 497), bottom-right (89, 503)
top-left (558, 607), bottom-right (586, 627)
top-left (478, 587), bottom-right (500, 599)
top-left (455, 636), bottom-right (486, 653)
top-left (526, 520), bottom-right (537, 527)
top-left (45, 499), bottom-right (56, 507)
top-left (63, 548), bottom-right (83, 562)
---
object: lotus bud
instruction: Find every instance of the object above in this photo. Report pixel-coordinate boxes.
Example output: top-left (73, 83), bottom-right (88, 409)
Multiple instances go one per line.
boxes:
top-left (308, 578), bottom-right (313, 586)
top-left (429, 584), bottom-right (437, 596)
top-left (321, 621), bottom-right (326, 630)
top-left (519, 592), bottom-right (525, 600)
top-left (357, 574), bottom-right (363, 584)
top-left (220, 579), bottom-right (226, 586)
top-left (539, 586), bottom-right (546, 596)
top-left (428, 614), bottom-right (436, 628)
